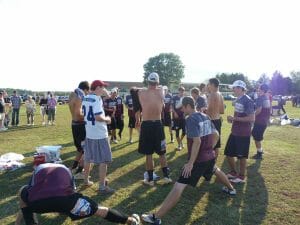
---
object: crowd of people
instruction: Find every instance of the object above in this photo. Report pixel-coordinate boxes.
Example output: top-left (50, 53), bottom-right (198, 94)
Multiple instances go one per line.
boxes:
top-left (12, 73), bottom-right (274, 225)
top-left (0, 91), bottom-right (58, 131)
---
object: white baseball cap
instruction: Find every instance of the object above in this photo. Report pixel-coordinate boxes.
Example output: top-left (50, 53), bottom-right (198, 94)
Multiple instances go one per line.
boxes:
top-left (229, 80), bottom-right (247, 90)
top-left (147, 72), bottom-right (159, 83)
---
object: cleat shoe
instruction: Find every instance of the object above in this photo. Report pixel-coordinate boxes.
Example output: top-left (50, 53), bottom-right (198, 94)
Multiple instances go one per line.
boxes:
top-left (226, 171), bottom-right (238, 179)
top-left (143, 179), bottom-right (154, 186)
top-left (253, 152), bottom-right (263, 159)
top-left (141, 214), bottom-right (161, 224)
top-left (144, 171), bottom-right (160, 181)
top-left (74, 172), bottom-right (85, 180)
top-left (230, 176), bottom-right (246, 184)
top-left (222, 186), bottom-right (237, 195)
top-left (161, 177), bottom-right (172, 184)
top-left (131, 214), bottom-right (140, 225)
top-left (99, 186), bottom-right (115, 195)
top-left (83, 180), bottom-right (94, 186)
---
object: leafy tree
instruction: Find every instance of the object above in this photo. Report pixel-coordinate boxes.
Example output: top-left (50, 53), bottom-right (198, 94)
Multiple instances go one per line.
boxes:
top-left (143, 53), bottom-right (185, 87)
top-left (290, 71), bottom-right (300, 94)
top-left (257, 73), bottom-right (270, 85)
top-left (269, 71), bottom-right (292, 95)
top-left (215, 73), bottom-right (252, 88)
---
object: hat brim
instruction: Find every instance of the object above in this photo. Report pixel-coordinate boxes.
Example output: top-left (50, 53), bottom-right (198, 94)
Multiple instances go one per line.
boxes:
top-left (229, 85), bottom-right (246, 90)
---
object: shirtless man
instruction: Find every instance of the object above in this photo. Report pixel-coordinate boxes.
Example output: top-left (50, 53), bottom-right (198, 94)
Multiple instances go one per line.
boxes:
top-left (68, 81), bottom-right (90, 178)
top-left (207, 78), bottom-right (224, 159)
top-left (135, 73), bottom-right (172, 186)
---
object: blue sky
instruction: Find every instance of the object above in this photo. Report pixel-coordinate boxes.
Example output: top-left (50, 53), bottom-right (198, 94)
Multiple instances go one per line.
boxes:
top-left (1, 0), bottom-right (299, 91)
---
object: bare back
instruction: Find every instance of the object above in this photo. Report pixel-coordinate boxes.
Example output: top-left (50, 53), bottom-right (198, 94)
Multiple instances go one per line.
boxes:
top-left (68, 92), bottom-right (84, 122)
top-left (207, 91), bottom-right (224, 120)
top-left (138, 87), bottom-right (164, 121)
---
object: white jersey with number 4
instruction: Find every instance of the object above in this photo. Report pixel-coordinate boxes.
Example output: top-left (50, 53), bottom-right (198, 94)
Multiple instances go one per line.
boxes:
top-left (82, 94), bottom-right (108, 139)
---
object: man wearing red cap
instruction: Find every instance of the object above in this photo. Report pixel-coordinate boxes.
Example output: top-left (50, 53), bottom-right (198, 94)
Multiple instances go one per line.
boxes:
top-left (82, 80), bottom-right (115, 194)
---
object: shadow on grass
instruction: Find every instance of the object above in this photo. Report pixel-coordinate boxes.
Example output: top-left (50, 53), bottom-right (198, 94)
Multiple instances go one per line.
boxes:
top-left (3, 124), bottom-right (45, 133)
top-left (77, 153), bottom-right (190, 225)
top-left (0, 165), bottom-right (33, 221)
top-left (192, 158), bottom-right (268, 225)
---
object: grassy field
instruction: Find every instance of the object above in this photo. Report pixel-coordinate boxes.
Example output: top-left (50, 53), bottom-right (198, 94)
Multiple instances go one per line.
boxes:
top-left (0, 101), bottom-right (299, 225)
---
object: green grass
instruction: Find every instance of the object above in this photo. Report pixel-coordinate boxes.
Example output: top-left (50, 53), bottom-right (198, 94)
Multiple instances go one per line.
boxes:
top-left (0, 101), bottom-right (299, 225)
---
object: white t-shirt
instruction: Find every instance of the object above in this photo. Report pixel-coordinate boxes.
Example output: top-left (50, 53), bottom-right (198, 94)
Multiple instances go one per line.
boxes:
top-left (82, 94), bottom-right (108, 139)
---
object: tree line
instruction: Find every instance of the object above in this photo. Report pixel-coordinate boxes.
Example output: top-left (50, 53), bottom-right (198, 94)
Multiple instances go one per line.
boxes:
top-left (143, 53), bottom-right (300, 95)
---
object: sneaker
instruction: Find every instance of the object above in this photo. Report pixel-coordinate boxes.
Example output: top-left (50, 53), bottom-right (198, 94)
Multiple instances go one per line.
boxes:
top-left (141, 214), bottom-right (161, 224)
top-left (128, 139), bottom-right (133, 144)
top-left (0, 127), bottom-right (8, 131)
top-left (222, 186), bottom-right (237, 195)
top-left (111, 139), bottom-right (118, 144)
top-left (144, 171), bottom-right (160, 181)
top-left (230, 176), bottom-right (246, 184)
top-left (143, 179), bottom-right (155, 186)
top-left (170, 139), bottom-right (174, 143)
top-left (253, 152), bottom-right (263, 159)
top-left (177, 145), bottom-right (182, 151)
top-left (74, 172), bottom-right (85, 180)
top-left (131, 214), bottom-right (140, 225)
top-left (226, 171), bottom-right (238, 179)
top-left (83, 180), bottom-right (94, 186)
top-left (160, 177), bottom-right (172, 184)
top-left (99, 186), bottom-right (115, 195)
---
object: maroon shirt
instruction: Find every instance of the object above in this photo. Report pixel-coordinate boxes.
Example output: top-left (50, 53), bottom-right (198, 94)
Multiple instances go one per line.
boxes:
top-left (27, 163), bottom-right (75, 202)
top-left (232, 95), bottom-right (255, 137)
top-left (255, 95), bottom-right (271, 125)
top-left (186, 112), bottom-right (216, 163)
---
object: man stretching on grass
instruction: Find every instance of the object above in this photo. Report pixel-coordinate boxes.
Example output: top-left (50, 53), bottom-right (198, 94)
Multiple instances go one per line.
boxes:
top-left (15, 163), bottom-right (140, 225)
top-left (142, 96), bottom-right (236, 225)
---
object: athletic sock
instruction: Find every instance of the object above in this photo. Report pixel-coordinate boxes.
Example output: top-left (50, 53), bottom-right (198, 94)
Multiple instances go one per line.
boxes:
top-left (71, 161), bottom-right (79, 170)
top-left (105, 208), bottom-right (128, 223)
top-left (147, 170), bottom-right (154, 181)
top-left (258, 148), bottom-right (263, 153)
top-left (162, 167), bottom-right (170, 178)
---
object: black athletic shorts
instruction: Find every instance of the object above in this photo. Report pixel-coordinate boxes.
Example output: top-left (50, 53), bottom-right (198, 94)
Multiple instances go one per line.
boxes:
top-left (252, 123), bottom-right (267, 141)
top-left (107, 117), bottom-right (117, 130)
top-left (173, 118), bottom-right (186, 131)
top-left (224, 134), bottom-right (250, 159)
top-left (128, 116), bottom-right (136, 128)
top-left (71, 121), bottom-right (86, 153)
top-left (138, 120), bottom-right (166, 155)
top-left (177, 159), bottom-right (216, 187)
top-left (115, 116), bottom-right (124, 130)
top-left (211, 119), bottom-right (222, 149)
top-left (21, 187), bottom-right (98, 221)
top-left (162, 112), bottom-right (172, 126)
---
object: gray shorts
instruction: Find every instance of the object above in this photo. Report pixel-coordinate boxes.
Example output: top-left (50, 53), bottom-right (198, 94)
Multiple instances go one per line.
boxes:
top-left (84, 138), bottom-right (112, 164)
